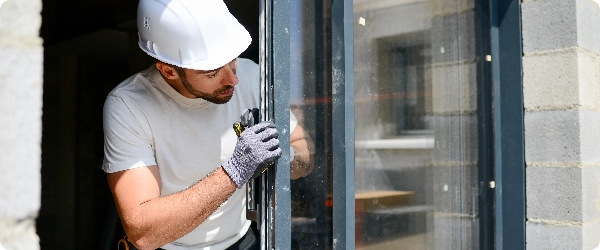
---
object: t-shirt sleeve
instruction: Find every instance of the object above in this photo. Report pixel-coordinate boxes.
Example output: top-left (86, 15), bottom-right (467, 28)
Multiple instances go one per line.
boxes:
top-left (102, 92), bottom-right (156, 173)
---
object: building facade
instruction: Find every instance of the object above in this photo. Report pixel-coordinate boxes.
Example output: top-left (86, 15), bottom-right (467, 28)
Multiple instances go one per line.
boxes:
top-left (523, 0), bottom-right (600, 248)
top-left (0, 0), bottom-right (599, 249)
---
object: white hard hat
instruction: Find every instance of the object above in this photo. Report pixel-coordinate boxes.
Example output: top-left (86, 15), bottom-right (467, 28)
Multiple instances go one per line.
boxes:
top-left (137, 0), bottom-right (252, 70)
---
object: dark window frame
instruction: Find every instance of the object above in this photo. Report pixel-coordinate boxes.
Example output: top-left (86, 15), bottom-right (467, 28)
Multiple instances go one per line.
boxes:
top-left (489, 0), bottom-right (526, 249)
top-left (267, 0), bottom-right (526, 249)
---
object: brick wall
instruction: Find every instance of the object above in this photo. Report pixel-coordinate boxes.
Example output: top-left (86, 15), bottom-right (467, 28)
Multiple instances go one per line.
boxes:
top-left (522, 0), bottom-right (600, 249)
top-left (0, 0), bottom-right (43, 249)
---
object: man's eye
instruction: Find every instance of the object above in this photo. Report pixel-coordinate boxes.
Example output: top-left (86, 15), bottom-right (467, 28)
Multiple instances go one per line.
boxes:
top-left (206, 72), bottom-right (219, 78)
top-left (201, 68), bottom-right (222, 78)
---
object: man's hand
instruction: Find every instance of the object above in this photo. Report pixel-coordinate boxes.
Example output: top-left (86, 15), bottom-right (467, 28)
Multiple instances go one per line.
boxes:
top-left (222, 121), bottom-right (282, 188)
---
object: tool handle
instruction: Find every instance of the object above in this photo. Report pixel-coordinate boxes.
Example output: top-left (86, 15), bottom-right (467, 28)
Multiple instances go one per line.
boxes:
top-left (233, 108), bottom-right (260, 136)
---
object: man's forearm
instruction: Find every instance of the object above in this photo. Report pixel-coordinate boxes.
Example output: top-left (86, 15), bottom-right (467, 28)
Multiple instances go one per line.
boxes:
top-left (116, 167), bottom-right (237, 250)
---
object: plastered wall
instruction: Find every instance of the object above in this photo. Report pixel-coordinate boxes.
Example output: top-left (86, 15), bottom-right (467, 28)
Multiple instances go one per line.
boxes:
top-left (522, 0), bottom-right (600, 249)
top-left (0, 0), bottom-right (43, 249)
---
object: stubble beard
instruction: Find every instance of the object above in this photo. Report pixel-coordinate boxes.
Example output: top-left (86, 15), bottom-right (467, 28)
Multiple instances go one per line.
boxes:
top-left (180, 75), bottom-right (234, 104)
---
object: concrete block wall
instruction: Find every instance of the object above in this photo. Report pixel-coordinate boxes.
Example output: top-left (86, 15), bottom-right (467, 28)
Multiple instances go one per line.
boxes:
top-left (0, 0), bottom-right (43, 249)
top-left (522, 0), bottom-right (600, 249)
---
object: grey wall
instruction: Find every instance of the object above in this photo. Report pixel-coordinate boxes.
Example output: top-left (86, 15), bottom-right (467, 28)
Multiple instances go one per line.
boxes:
top-left (0, 0), bottom-right (43, 249)
top-left (522, 0), bottom-right (600, 249)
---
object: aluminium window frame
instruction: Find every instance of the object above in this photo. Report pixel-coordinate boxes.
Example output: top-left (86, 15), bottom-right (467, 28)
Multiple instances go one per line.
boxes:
top-left (271, 0), bottom-right (292, 247)
top-left (489, 0), bottom-right (526, 249)
top-left (331, 0), bottom-right (355, 249)
top-left (265, 0), bottom-right (355, 248)
top-left (261, 0), bottom-right (292, 249)
top-left (478, 0), bottom-right (526, 249)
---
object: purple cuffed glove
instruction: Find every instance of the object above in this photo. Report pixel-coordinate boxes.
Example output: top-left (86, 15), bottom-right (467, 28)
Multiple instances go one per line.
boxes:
top-left (222, 121), bottom-right (282, 188)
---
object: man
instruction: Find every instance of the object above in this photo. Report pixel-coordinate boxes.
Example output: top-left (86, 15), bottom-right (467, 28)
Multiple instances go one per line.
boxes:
top-left (103, 0), bottom-right (313, 249)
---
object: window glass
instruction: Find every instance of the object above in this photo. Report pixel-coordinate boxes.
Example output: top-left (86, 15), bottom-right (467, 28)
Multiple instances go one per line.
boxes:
top-left (289, 0), bottom-right (333, 249)
top-left (353, 0), bottom-right (479, 249)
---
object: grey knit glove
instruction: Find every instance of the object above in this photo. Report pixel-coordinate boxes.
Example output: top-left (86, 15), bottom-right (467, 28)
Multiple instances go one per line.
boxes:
top-left (223, 121), bottom-right (282, 188)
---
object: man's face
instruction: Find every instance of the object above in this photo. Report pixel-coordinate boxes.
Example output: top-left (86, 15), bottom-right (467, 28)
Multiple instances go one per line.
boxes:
top-left (176, 59), bottom-right (238, 104)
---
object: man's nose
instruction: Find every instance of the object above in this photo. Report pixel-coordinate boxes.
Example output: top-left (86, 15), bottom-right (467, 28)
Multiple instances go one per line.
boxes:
top-left (222, 64), bottom-right (238, 86)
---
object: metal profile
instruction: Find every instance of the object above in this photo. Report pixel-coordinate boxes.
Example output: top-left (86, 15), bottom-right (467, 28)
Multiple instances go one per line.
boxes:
top-left (331, 0), bottom-right (355, 248)
top-left (490, 0), bottom-right (526, 249)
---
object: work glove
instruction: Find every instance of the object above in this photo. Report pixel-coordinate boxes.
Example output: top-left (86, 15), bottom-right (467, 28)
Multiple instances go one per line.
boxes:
top-left (222, 121), bottom-right (282, 188)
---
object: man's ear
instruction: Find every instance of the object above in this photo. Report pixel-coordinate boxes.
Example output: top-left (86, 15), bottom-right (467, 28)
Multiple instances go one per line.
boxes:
top-left (155, 62), bottom-right (181, 80)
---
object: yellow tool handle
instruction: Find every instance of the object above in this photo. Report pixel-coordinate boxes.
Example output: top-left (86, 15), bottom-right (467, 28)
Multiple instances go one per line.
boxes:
top-left (233, 122), bottom-right (245, 137)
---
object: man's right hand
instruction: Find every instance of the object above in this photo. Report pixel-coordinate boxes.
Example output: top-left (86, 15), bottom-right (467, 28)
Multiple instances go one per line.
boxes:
top-left (222, 121), bottom-right (282, 188)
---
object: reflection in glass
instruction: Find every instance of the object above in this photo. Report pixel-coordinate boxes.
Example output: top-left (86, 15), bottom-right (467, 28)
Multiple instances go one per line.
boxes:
top-left (290, 0), bottom-right (333, 249)
top-left (354, 0), bottom-right (479, 249)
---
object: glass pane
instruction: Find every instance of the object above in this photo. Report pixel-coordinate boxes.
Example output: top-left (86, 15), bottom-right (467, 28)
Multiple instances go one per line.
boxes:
top-left (353, 0), bottom-right (479, 249)
top-left (289, 0), bottom-right (334, 249)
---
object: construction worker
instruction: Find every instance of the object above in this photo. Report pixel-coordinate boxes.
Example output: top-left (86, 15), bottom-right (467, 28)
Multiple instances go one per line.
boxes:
top-left (103, 0), bottom-right (313, 249)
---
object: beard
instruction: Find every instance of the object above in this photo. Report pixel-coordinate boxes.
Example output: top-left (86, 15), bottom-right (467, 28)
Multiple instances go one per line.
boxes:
top-left (180, 75), bottom-right (234, 104)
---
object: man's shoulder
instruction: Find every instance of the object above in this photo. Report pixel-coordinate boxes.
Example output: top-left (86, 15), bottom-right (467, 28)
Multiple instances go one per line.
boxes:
top-left (104, 66), bottom-right (160, 115)
top-left (229, 58), bottom-right (260, 109)
top-left (107, 66), bottom-right (156, 100)
top-left (237, 57), bottom-right (258, 67)
top-left (237, 58), bottom-right (258, 75)
top-left (236, 58), bottom-right (259, 90)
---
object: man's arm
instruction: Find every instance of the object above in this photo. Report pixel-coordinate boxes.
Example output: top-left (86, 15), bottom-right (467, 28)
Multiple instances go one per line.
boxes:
top-left (290, 124), bottom-right (314, 180)
top-left (108, 165), bottom-right (236, 250)
top-left (107, 121), bottom-right (280, 250)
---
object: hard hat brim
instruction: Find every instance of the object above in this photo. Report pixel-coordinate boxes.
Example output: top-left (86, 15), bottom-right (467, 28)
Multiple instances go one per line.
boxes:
top-left (139, 30), bottom-right (251, 71)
